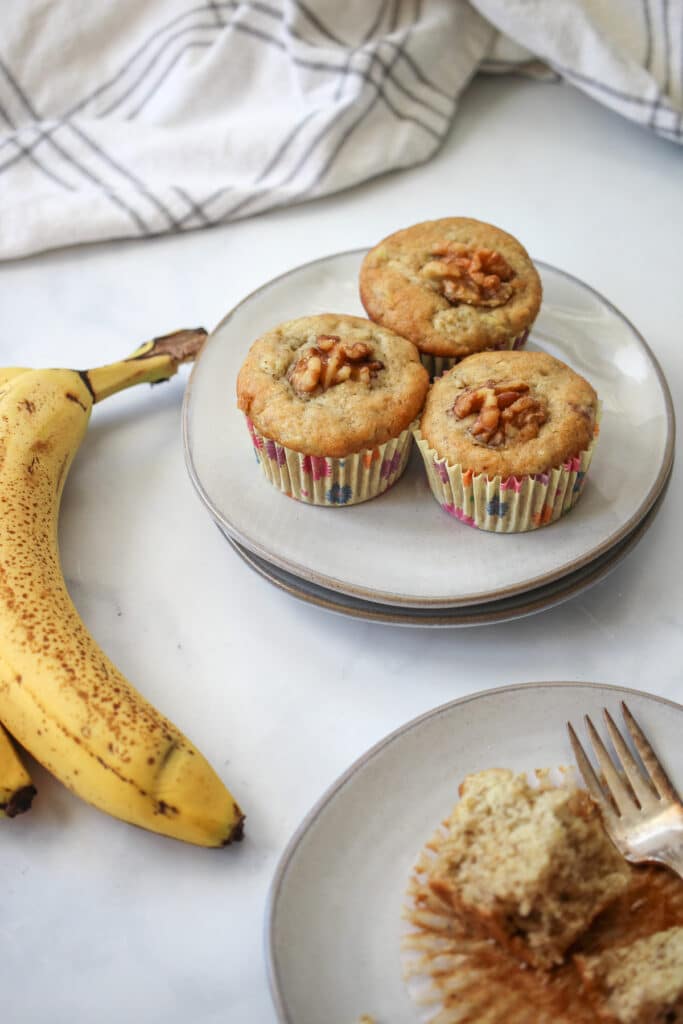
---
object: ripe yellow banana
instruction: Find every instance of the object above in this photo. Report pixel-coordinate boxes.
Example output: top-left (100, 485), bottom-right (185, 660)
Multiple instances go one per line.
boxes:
top-left (0, 722), bottom-right (36, 818)
top-left (0, 330), bottom-right (245, 847)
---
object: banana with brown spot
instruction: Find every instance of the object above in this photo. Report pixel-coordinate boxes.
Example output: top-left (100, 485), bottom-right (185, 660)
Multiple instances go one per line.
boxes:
top-left (0, 331), bottom-right (245, 847)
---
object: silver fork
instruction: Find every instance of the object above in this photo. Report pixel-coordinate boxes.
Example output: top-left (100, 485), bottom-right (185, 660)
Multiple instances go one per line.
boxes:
top-left (567, 701), bottom-right (683, 879)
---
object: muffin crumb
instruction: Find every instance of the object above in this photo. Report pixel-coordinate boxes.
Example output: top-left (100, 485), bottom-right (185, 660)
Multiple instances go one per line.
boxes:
top-left (428, 768), bottom-right (630, 969)
top-left (575, 926), bottom-right (683, 1023)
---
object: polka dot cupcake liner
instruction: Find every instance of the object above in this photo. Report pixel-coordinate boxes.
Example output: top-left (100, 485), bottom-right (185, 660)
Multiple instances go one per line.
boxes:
top-left (419, 328), bottom-right (530, 380)
top-left (413, 411), bottom-right (600, 533)
top-left (244, 418), bottom-right (414, 506)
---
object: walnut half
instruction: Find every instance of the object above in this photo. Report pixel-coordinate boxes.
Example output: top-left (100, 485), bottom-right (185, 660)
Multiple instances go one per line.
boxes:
top-left (453, 380), bottom-right (547, 447)
top-left (288, 334), bottom-right (384, 395)
top-left (422, 243), bottom-right (515, 308)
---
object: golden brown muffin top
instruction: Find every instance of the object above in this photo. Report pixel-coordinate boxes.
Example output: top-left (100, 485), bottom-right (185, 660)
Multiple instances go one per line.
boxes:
top-left (359, 217), bottom-right (542, 358)
top-left (419, 350), bottom-right (598, 477)
top-left (236, 313), bottom-right (429, 457)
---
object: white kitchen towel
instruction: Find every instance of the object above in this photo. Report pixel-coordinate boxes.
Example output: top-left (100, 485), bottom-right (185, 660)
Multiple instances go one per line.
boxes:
top-left (1, 0), bottom-right (681, 261)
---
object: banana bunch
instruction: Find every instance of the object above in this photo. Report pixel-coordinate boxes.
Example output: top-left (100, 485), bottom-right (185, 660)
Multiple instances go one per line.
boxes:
top-left (0, 332), bottom-right (244, 847)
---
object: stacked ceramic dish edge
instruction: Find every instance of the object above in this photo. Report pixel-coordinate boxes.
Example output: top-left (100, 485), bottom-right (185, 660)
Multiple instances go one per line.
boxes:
top-left (183, 247), bottom-right (674, 628)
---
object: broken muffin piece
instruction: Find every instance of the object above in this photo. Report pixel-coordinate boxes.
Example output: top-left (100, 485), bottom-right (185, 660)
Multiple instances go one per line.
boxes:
top-left (428, 768), bottom-right (631, 969)
top-left (575, 926), bottom-right (683, 1024)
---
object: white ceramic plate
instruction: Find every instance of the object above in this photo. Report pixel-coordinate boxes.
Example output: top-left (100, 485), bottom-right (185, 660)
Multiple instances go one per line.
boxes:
top-left (223, 472), bottom-right (668, 626)
top-left (267, 682), bottom-right (683, 1024)
top-left (183, 252), bottom-right (674, 608)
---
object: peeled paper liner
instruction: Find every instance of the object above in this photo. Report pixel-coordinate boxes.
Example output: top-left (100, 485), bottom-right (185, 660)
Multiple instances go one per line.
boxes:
top-left (419, 330), bottom-right (529, 380)
top-left (245, 418), bottom-right (414, 507)
top-left (414, 411), bottom-right (601, 534)
top-left (401, 771), bottom-right (683, 1024)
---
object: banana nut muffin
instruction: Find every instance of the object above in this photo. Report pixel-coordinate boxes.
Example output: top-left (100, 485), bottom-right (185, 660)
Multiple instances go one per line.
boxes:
top-left (428, 769), bottom-right (630, 970)
top-left (415, 349), bottom-right (599, 530)
top-left (575, 926), bottom-right (683, 1023)
top-left (236, 313), bottom-right (429, 505)
top-left (420, 349), bottom-right (598, 479)
top-left (359, 217), bottom-right (542, 375)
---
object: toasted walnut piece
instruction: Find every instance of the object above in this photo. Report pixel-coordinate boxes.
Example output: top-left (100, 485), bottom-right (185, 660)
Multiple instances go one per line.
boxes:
top-left (422, 243), bottom-right (516, 307)
top-left (453, 380), bottom-right (548, 446)
top-left (289, 353), bottom-right (323, 394)
top-left (288, 335), bottom-right (384, 395)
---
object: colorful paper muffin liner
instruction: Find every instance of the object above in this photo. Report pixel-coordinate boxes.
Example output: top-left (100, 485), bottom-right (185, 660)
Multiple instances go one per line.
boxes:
top-left (419, 328), bottom-right (530, 379)
top-left (413, 411), bottom-right (600, 533)
top-left (245, 417), bottom-right (414, 506)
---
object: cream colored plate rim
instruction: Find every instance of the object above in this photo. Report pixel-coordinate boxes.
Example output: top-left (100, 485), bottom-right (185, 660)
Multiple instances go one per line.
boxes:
top-left (223, 473), bottom-right (665, 626)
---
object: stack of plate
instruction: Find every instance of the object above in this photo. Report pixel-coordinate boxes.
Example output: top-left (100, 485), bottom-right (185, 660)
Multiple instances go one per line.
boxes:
top-left (182, 252), bottom-right (674, 627)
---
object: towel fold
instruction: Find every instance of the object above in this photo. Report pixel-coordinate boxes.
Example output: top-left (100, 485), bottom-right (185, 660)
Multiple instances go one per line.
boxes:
top-left (1, 0), bottom-right (680, 260)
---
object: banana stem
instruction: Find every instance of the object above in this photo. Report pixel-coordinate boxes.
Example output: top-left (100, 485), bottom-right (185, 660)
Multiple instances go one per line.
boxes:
top-left (83, 328), bottom-right (207, 404)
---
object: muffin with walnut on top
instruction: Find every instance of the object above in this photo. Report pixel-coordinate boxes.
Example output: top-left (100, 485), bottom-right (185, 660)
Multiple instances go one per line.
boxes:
top-left (359, 217), bottom-right (542, 378)
top-left (237, 313), bottom-right (429, 506)
top-left (414, 348), bottom-right (599, 531)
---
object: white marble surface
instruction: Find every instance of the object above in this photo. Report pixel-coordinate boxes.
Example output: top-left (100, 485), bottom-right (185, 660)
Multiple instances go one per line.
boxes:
top-left (1, 76), bottom-right (681, 1023)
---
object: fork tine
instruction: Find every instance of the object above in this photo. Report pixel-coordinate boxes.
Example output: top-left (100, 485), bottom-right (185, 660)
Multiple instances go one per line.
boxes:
top-left (621, 702), bottom-right (682, 802)
top-left (602, 709), bottom-right (656, 808)
top-left (567, 722), bottom-right (616, 824)
top-left (585, 714), bottom-right (637, 816)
